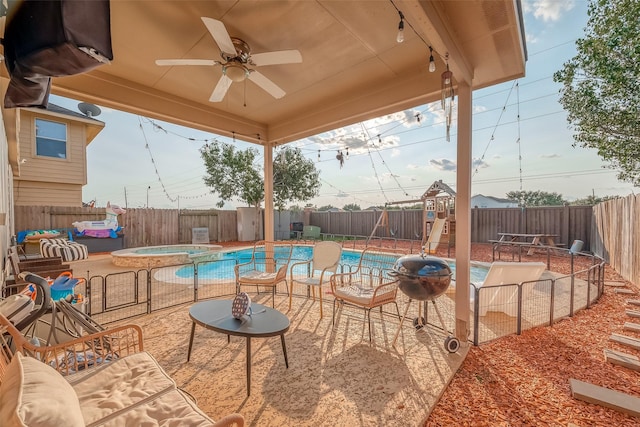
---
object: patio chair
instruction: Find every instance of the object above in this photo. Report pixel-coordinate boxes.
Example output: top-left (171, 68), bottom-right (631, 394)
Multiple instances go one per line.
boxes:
top-left (330, 248), bottom-right (401, 341)
top-left (234, 241), bottom-right (293, 308)
top-left (288, 241), bottom-right (342, 318)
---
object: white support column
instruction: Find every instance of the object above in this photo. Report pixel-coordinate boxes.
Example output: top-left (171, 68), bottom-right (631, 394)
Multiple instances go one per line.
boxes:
top-left (455, 81), bottom-right (472, 342)
top-left (263, 145), bottom-right (274, 241)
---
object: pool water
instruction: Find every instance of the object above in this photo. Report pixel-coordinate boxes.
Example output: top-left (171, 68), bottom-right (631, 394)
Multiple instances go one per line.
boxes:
top-left (175, 246), bottom-right (489, 282)
top-left (134, 247), bottom-right (209, 255)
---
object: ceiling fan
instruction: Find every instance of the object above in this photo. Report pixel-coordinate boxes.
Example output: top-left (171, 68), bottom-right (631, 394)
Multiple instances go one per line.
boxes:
top-left (156, 17), bottom-right (302, 102)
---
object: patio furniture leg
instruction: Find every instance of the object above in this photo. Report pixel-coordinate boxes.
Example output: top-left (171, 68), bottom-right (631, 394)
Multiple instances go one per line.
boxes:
top-left (280, 334), bottom-right (289, 368)
top-left (187, 321), bottom-right (196, 362)
top-left (366, 308), bottom-right (372, 342)
top-left (246, 337), bottom-right (251, 396)
top-left (393, 299), bottom-right (413, 347)
top-left (288, 279), bottom-right (293, 311)
top-left (332, 299), bottom-right (337, 325)
top-left (319, 286), bottom-right (323, 319)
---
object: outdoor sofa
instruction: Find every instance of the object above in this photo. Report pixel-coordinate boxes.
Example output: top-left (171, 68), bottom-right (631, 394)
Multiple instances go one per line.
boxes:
top-left (0, 315), bottom-right (244, 426)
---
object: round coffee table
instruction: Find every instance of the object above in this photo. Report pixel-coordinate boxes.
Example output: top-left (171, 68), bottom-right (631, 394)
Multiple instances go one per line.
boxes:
top-left (187, 299), bottom-right (290, 396)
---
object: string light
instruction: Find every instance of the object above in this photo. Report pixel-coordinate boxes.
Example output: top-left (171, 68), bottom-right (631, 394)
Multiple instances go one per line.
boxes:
top-left (396, 11), bottom-right (405, 43)
top-left (428, 46), bottom-right (436, 73)
top-left (345, 146), bottom-right (349, 160)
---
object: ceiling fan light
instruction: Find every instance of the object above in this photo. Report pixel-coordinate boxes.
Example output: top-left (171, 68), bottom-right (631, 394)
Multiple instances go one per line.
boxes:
top-left (224, 63), bottom-right (248, 82)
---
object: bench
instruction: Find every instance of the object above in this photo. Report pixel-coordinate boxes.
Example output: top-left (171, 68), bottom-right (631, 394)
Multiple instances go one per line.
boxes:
top-left (0, 314), bottom-right (244, 427)
top-left (489, 240), bottom-right (566, 263)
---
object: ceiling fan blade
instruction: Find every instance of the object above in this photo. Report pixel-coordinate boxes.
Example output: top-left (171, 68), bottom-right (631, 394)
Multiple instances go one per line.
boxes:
top-left (210, 75), bottom-right (233, 102)
top-left (251, 50), bottom-right (302, 66)
top-left (201, 17), bottom-right (236, 56)
top-left (155, 59), bottom-right (219, 66)
top-left (248, 71), bottom-right (286, 99)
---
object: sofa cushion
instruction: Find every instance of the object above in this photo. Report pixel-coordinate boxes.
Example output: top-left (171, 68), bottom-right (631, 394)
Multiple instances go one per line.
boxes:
top-left (66, 352), bottom-right (210, 426)
top-left (94, 389), bottom-right (215, 427)
top-left (0, 352), bottom-right (84, 427)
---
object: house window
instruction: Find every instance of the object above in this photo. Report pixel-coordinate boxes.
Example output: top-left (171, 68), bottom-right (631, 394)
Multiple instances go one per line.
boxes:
top-left (35, 118), bottom-right (67, 159)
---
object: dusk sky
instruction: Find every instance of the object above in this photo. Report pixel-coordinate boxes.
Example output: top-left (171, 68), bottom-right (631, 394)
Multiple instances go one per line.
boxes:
top-left (51, 0), bottom-right (638, 210)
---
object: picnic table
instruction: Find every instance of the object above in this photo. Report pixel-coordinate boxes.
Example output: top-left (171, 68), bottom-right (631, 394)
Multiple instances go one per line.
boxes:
top-left (489, 232), bottom-right (565, 261)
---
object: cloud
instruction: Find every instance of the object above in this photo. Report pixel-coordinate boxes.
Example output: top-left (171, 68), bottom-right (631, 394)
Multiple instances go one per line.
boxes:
top-left (430, 158), bottom-right (456, 172)
top-left (472, 158), bottom-right (490, 170)
top-left (540, 153), bottom-right (561, 159)
top-left (336, 191), bottom-right (349, 198)
top-left (524, 0), bottom-right (575, 22)
top-left (307, 131), bottom-right (399, 154)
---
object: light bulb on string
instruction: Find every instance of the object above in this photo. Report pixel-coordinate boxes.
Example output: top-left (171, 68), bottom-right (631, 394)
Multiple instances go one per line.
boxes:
top-left (345, 147), bottom-right (349, 160)
top-left (396, 11), bottom-right (405, 43)
top-left (428, 46), bottom-right (436, 72)
top-left (317, 150), bottom-right (321, 162)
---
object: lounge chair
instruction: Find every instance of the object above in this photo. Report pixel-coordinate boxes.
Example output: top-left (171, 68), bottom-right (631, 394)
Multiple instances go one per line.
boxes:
top-left (288, 241), bottom-right (342, 318)
top-left (39, 238), bottom-right (89, 262)
top-left (448, 261), bottom-right (546, 316)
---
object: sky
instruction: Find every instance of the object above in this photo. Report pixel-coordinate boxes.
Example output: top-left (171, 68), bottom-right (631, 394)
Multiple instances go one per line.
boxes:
top-left (50, 0), bottom-right (638, 210)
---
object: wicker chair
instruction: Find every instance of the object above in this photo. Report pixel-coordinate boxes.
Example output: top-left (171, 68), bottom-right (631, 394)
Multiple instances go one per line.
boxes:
top-left (234, 241), bottom-right (293, 307)
top-left (289, 241), bottom-right (342, 318)
top-left (330, 248), bottom-right (402, 341)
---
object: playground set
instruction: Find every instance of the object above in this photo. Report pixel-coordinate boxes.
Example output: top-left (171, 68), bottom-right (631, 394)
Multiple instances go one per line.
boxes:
top-left (369, 180), bottom-right (456, 253)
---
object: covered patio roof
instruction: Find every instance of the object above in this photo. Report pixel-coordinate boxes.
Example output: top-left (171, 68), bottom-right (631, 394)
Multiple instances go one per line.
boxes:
top-left (1, 0), bottom-right (526, 343)
top-left (23, 0), bottom-right (526, 146)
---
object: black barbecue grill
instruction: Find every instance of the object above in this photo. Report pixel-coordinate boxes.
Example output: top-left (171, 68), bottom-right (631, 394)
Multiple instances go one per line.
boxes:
top-left (390, 254), bottom-right (460, 353)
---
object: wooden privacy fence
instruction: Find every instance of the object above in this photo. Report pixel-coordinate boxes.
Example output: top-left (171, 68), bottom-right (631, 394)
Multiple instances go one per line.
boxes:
top-left (591, 194), bottom-right (639, 285)
top-left (14, 206), bottom-right (238, 247)
top-left (309, 205), bottom-right (594, 249)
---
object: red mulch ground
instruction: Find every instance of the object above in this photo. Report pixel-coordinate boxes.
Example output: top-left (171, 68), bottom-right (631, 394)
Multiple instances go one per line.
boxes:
top-left (424, 244), bottom-right (640, 427)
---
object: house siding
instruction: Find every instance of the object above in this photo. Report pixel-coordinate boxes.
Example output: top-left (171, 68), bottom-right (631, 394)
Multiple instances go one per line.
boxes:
top-left (14, 110), bottom-right (88, 206)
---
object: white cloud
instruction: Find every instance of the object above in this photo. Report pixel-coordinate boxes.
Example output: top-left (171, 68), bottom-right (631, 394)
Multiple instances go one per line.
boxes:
top-left (524, 0), bottom-right (575, 22)
top-left (472, 158), bottom-right (490, 170)
top-left (540, 153), bottom-right (561, 159)
top-left (430, 158), bottom-right (456, 172)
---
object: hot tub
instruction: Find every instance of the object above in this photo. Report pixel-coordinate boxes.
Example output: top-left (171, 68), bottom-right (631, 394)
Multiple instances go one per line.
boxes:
top-left (111, 244), bottom-right (223, 268)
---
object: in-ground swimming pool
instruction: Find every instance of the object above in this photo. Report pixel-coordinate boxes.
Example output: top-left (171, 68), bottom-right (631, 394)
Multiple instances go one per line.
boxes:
top-left (111, 244), bottom-right (223, 268)
top-left (174, 246), bottom-right (490, 282)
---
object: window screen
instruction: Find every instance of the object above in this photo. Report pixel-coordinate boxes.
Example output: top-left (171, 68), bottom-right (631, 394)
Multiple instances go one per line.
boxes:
top-left (36, 118), bottom-right (67, 159)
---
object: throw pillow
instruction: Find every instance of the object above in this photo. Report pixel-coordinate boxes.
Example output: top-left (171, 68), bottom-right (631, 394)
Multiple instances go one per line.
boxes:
top-left (0, 352), bottom-right (84, 427)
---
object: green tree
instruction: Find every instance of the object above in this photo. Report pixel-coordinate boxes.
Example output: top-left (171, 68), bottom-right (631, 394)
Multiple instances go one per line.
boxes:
top-left (570, 195), bottom-right (617, 205)
top-left (273, 147), bottom-right (321, 210)
top-left (201, 141), bottom-right (263, 208)
top-left (200, 142), bottom-right (320, 209)
top-left (317, 205), bottom-right (336, 211)
top-left (506, 190), bottom-right (566, 207)
top-left (342, 203), bottom-right (361, 211)
top-left (553, 0), bottom-right (640, 185)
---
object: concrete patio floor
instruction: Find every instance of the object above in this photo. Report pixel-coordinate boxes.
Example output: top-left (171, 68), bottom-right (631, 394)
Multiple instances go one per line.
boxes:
top-left (120, 293), bottom-right (467, 427)
top-left (69, 253), bottom-right (467, 426)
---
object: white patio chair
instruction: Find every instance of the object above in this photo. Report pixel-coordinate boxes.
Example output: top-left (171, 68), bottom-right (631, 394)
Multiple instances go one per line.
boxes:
top-left (288, 241), bottom-right (342, 318)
